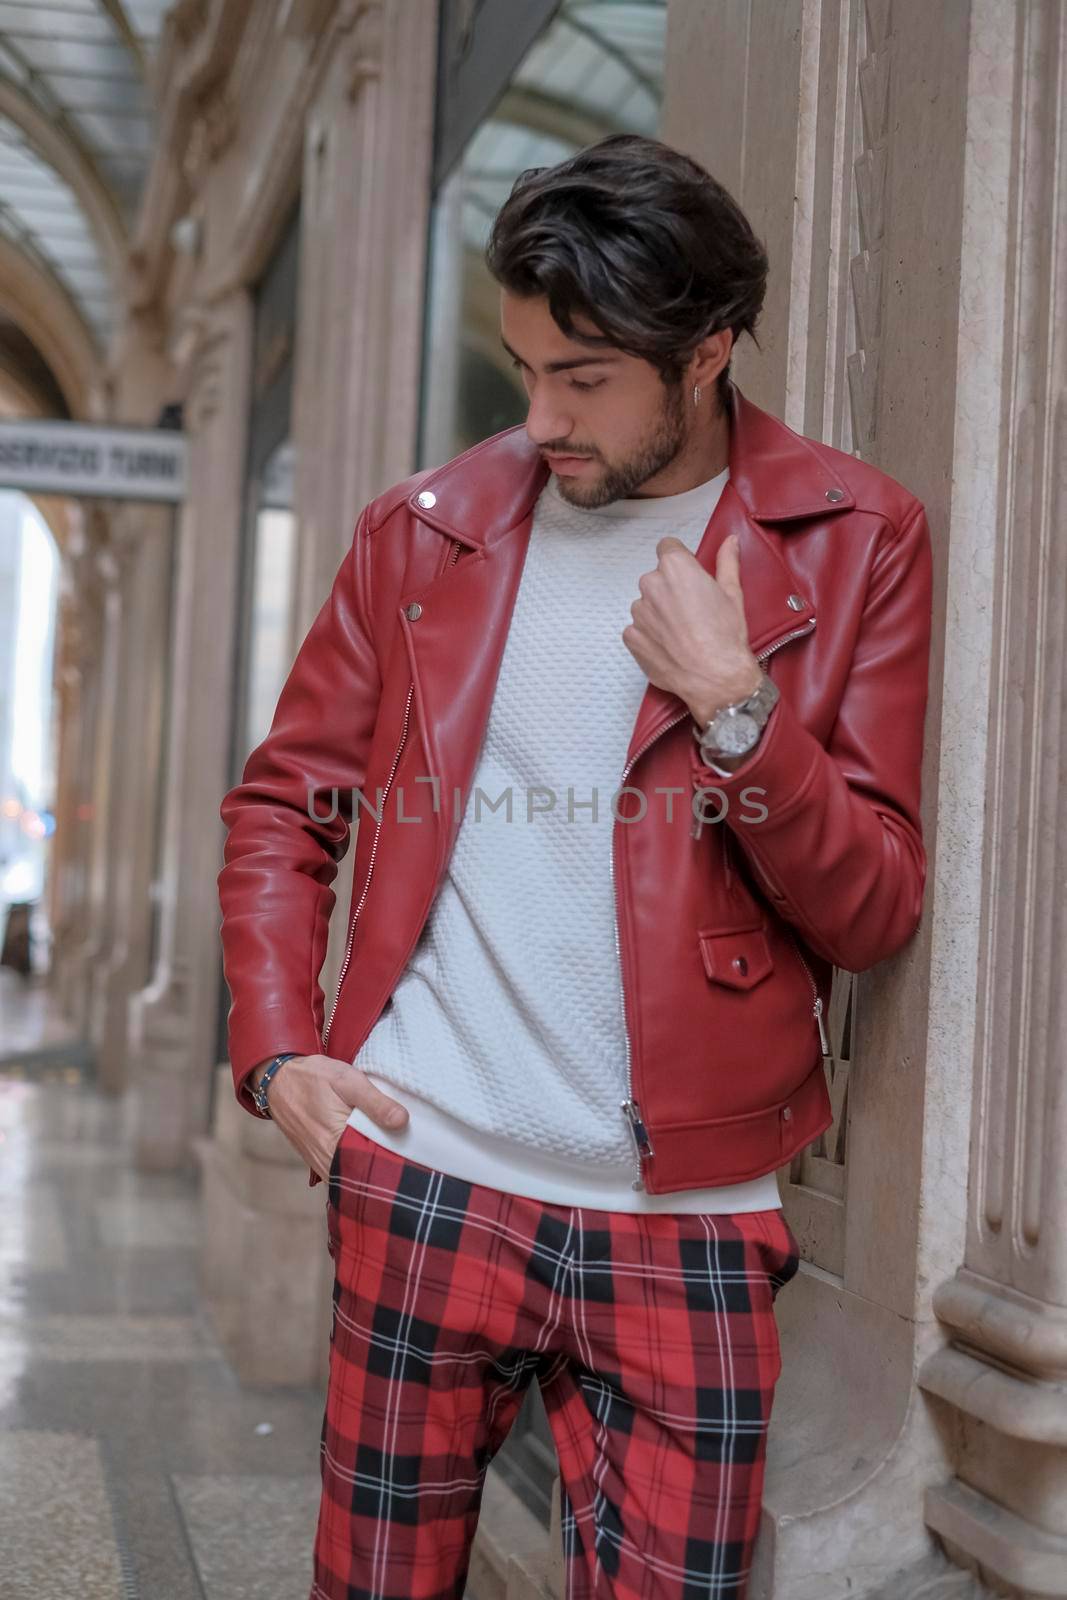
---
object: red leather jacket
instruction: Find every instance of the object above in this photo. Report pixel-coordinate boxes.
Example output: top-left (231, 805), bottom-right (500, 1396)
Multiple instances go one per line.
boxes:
top-left (217, 380), bottom-right (933, 1195)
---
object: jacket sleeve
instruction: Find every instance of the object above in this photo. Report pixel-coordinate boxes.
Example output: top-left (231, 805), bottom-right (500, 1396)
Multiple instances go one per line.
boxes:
top-left (217, 503), bottom-right (381, 1116)
top-left (690, 500), bottom-right (934, 971)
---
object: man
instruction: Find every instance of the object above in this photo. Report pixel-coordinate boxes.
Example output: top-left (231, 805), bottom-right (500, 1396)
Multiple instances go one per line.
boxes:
top-left (218, 134), bottom-right (932, 1600)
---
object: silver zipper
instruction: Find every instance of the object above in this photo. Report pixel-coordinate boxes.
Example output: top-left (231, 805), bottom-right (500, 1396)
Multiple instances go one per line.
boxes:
top-left (616, 613), bottom-right (818, 1187)
top-left (322, 681), bottom-right (414, 1049)
top-left (757, 618), bottom-right (816, 662)
top-left (321, 537), bottom-right (463, 1050)
top-left (786, 931), bottom-right (832, 1058)
top-left (614, 715), bottom-right (687, 1189)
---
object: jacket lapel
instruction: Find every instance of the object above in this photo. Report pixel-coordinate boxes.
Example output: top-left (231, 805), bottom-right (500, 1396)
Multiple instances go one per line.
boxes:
top-left (398, 527), bottom-right (534, 850)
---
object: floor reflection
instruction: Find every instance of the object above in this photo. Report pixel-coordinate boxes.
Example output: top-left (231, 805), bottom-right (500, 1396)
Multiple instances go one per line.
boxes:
top-left (0, 984), bottom-right (327, 1600)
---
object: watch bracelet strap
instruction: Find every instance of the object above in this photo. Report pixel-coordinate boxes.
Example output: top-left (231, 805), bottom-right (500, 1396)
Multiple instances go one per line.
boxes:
top-left (253, 1051), bottom-right (298, 1116)
top-left (693, 671), bottom-right (778, 753)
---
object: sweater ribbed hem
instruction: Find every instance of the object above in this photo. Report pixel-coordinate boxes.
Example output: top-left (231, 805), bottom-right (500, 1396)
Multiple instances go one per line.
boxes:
top-left (344, 1075), bottom-right (782, 1214)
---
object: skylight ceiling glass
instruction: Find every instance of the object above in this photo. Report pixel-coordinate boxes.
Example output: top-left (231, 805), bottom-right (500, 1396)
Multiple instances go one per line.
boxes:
top-left (0, 111), bottom-right (112, 344)
top-left (0, 0), bottom-right (167, 350)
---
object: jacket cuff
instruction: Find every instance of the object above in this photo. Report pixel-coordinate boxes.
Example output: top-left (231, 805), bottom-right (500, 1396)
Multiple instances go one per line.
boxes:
top-left (229, 1005), bottom-right (323, 1118)
top-left (689, 693), bottom-right (820, 828)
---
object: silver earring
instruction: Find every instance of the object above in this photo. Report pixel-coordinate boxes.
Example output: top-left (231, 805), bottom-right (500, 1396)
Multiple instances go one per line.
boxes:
top-left (693, 385), bottom-right (701, 408)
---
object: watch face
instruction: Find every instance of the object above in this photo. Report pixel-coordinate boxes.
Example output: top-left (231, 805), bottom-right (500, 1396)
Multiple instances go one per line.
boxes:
top-left (715, 711), bottom-right (759, 755)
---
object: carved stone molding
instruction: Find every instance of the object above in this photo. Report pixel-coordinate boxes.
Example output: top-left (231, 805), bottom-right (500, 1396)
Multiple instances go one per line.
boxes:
top-left (929, 1271), bottom-right (1067, 1384)
top-left (342, 0), bottom-right (384, 98)
top-left (176, 311), bottom-right (232, 433)
top-left (183, 86), bottom-right (239, 186)
top-left (846, 0), bottom-right (894, 454)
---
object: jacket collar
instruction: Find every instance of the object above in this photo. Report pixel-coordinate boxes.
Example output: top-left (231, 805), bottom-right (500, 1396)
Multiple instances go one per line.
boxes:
top-left (406, 379), bottom-right (854, 547)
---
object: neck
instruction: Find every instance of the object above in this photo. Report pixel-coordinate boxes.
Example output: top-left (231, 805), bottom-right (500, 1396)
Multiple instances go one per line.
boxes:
top-left (628, 401), bottom-right (731, 499)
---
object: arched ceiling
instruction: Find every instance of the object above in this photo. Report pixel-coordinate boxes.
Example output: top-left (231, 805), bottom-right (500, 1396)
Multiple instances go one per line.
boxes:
top-left (0, 0), bottom-right (166, 360)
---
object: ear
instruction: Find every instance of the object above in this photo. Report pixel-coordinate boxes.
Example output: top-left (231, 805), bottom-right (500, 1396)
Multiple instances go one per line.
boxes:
top-left (689, 328), bottom-right (734, 389)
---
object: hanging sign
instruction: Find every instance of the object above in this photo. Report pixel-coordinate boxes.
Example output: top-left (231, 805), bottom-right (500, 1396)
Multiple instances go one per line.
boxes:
top-left (0, 421), bottom-right (186, 503)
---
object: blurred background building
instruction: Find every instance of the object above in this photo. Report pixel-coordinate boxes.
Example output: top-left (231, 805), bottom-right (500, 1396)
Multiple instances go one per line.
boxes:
top-left (0, 2), bottom-right (1063, 1597)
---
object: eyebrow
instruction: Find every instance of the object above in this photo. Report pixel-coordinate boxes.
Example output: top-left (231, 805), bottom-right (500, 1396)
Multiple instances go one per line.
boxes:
top-left (500, 335), bottom-right (619, 373)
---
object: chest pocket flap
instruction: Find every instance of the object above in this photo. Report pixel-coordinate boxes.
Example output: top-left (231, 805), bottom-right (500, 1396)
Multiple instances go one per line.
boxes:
top-left (698, 924), bottom-right (774, 990)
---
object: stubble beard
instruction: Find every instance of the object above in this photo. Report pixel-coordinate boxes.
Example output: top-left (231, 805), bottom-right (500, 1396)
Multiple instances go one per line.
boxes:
top-left (551, 376), bottom-right (690, 510)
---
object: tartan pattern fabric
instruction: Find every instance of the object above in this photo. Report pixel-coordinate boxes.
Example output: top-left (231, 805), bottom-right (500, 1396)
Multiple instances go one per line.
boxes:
top-left (312, 1123), bottom-right (800, 1600)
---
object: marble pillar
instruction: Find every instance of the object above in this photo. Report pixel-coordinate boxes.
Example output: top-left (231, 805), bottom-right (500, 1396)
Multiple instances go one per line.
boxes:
top-left (917, 3), bottom-right (1067, 1595)
top-left (50, 510), bottom-right (109, 1032)
top-left (191, 0), bottom-right (439, 1381)
top-left (661, 2), bottom-right (1003, 1595)
top-left (87, 507), bottom-right (173, 1093)
top-left (128, 293), bottom-right (253, 1169)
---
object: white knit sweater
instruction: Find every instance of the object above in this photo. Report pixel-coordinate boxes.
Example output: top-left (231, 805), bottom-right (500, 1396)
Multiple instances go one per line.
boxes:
top-left (345, 463), bottom-right (781, 1213)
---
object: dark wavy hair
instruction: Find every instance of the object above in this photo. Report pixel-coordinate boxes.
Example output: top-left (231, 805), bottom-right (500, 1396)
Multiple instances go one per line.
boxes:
top-left (484, 134), bottom-right (769, 414)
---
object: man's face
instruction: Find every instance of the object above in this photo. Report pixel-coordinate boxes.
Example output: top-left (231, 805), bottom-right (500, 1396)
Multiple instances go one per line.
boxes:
top-left (499, 290), bottom-right (691, 509)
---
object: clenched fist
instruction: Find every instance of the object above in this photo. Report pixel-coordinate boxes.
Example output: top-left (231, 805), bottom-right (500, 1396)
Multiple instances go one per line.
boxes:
top-left (622, 531), bottom-right (761, 726)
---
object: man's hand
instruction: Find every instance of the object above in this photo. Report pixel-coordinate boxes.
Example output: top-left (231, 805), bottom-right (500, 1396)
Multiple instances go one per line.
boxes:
top-left (249, 1054), bottom-right (409, 1182)
top-left (622, 531), bottom-right (761, 726)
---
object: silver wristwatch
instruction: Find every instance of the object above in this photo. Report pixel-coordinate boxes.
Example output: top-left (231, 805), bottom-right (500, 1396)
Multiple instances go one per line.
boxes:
top-left (692, 671), bottom-right (780, 761)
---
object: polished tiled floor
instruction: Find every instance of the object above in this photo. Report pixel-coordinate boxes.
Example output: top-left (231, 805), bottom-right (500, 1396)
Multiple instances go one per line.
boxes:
top-left (0, 978), bottom-right (328, 1600)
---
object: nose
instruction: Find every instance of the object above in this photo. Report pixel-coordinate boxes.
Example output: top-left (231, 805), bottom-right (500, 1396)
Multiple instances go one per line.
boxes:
top-left (524, 389), bottom-right (575, 450)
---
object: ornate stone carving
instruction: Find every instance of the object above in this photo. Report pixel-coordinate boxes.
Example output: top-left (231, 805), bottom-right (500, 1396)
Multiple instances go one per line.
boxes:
top-left (183, 87), bottom-right (239, 186)
top-left (182, 316), bottom-right (231, 433)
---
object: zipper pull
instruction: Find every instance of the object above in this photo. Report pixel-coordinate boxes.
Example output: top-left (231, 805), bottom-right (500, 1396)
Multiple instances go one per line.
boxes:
top-left (621, 1098), bottom-right (655, 1159)
top-left (813, 995), bottom-right (831, 1057)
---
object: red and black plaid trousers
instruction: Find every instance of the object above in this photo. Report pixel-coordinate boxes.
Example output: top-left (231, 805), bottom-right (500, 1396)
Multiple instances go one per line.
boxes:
top-left (312, 1121), bottom-right (800, 1600)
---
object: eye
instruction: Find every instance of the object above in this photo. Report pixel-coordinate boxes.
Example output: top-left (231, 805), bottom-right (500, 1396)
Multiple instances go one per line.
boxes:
top-left (509, 357), bottom-right (603, 393)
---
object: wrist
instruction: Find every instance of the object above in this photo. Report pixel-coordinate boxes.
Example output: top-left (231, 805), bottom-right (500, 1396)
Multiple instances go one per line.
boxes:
top-left (248, 1052), bottom-right (300, 1115)
top-left (687, 656), bottom-right (763, 731)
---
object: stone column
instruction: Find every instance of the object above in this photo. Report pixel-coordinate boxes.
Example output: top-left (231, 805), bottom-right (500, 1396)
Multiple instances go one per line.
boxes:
top-left (88, 506), bottom-right (174, 1093)
top-left (661, 3), bottom-right (1002, 1595)
top-left (917, 3), bottom-right (1067, 1595)
top-left (75, 525), bottom-right (124, 1035)
top-left (193, 0), bottom-right (440, 1386)
top-left (50, 508), bottom-right (108, 1028)
top-left (128, 293), bottom-right (252, 1168)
